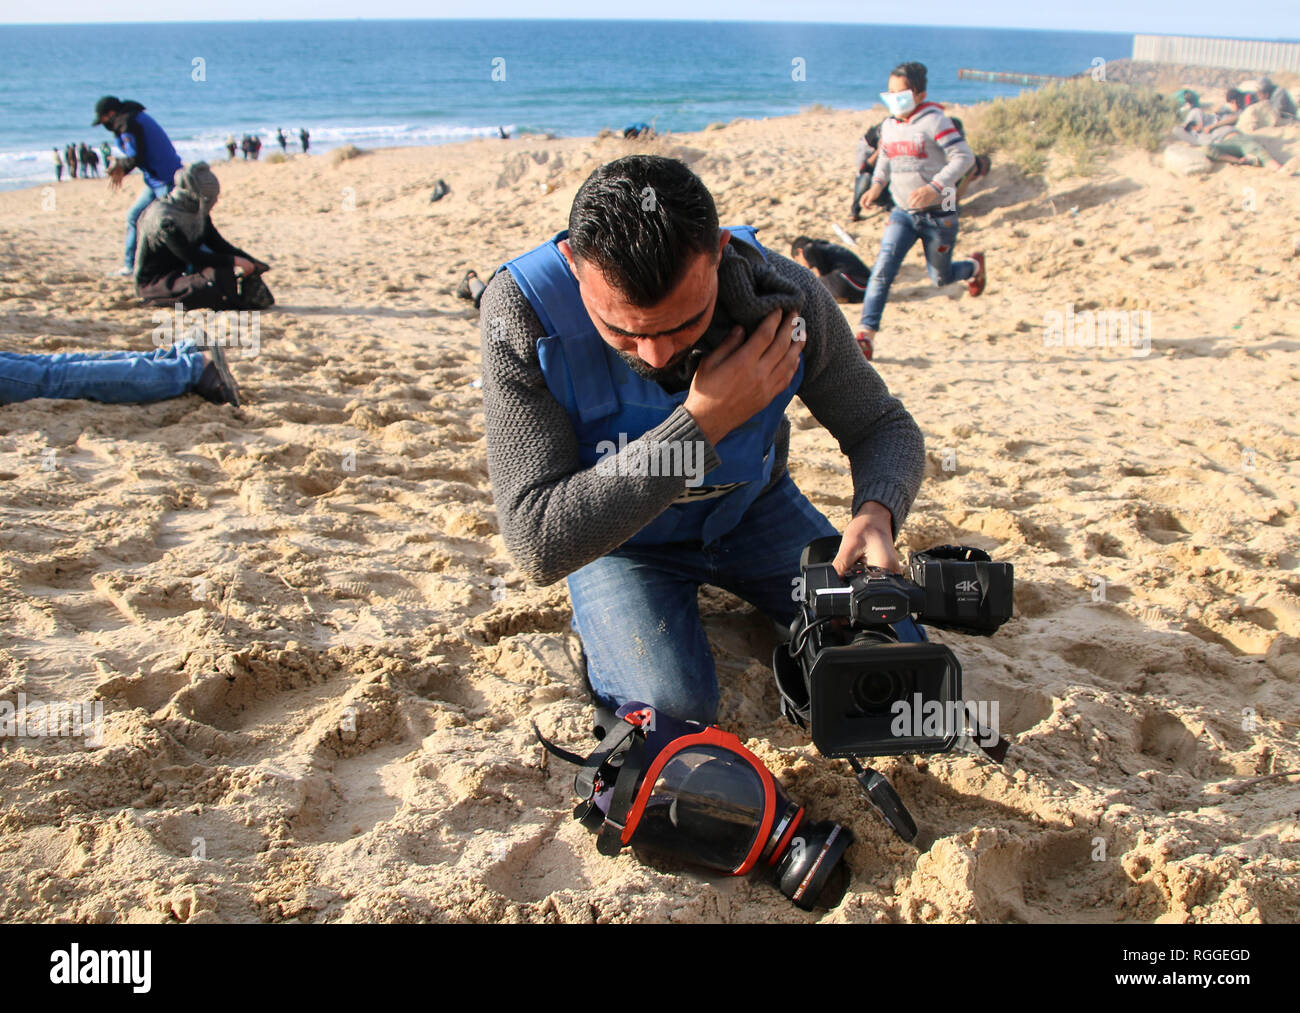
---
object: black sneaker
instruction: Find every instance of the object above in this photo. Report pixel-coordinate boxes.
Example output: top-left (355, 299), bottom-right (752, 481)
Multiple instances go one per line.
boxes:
top-left (455, 269), bottom-right (478, 301)
top-left (194, 344), bottom-right (241, 407)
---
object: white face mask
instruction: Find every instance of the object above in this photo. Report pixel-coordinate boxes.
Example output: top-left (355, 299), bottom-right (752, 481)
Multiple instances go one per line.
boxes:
top-left (881, 89), bottom-right (917, 118)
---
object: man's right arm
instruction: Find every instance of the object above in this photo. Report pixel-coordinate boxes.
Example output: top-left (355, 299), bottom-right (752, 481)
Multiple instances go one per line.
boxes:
top-left (479, 270), bottom-right (721, 586)
top-left (114, 127), bottom-right (143, 176)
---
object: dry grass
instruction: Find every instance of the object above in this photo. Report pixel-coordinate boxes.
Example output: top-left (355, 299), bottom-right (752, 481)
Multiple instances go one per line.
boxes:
top-left (966, 79), bottom-right (1177, 177)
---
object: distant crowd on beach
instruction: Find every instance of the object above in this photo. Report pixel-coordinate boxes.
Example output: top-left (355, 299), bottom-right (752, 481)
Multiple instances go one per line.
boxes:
top-left (52, 124), bottom-right (316, 181)
top-left (223, 127), bottom-right (312, 161)
top-left (51, 141), bottom-right (112, 181)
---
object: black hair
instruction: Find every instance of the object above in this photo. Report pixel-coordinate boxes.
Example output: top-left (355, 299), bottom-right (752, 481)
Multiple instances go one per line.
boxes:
top-left (865, 124), bottom-right (881, 147)
top-left (567, 155), bottom-right (720, 307)
top-left (1225, 88), bottom-right (1245, 107)
top-left (891, 61), bottom-right (927, 94)
top-left (790, 235), bottom-right (814, 256)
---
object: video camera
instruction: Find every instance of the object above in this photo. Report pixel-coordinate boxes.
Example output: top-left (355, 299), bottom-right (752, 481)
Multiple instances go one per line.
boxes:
top-left (772, 536), bottom-right (1015, 841)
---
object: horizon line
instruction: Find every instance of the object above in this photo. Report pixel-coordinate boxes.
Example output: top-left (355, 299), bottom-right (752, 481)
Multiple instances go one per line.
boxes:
top-left (0, 19), bottom-right (1294, 42)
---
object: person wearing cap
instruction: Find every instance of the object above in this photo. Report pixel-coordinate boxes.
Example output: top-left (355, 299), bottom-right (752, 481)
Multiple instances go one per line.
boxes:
top-left (134, 163), bottom-right (272, 310)
top-left (92, 96), bottom-right (184, 276)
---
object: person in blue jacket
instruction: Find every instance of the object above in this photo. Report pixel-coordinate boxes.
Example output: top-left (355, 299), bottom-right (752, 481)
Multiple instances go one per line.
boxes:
top-left (93, 96), bottom-right (184, 276)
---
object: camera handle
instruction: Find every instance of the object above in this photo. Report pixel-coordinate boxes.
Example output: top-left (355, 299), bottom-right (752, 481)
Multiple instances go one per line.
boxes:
top-left (847, 756), bottom-right (918, 843)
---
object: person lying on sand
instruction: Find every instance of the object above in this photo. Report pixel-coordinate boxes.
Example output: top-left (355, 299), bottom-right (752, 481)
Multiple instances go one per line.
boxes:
top-left (0, 341), bottom-right (239, 407)
top-left (1255, 77), bottom-right (1297, 123)
top-left (854, 61), bottom-right (986, 360)
top-left (455, 270), bottom-right (487, 309)
top-left (789, 235), bottom-right (871, 303)
top-left (1172, 89), bottom-right (1210, 145)
top-left (478, 154), bottom-right (925, 726)
top-left (1174, 90), bottom-right (1289, 172)
top-left (135, 163), bottom-right (274, 310)
top-left (1206, 91), bottom-right (1289, 172)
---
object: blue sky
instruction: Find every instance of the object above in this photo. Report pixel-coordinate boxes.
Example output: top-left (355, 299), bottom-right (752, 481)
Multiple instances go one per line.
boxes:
top-left (1, 1), bottom-right (1297, 38)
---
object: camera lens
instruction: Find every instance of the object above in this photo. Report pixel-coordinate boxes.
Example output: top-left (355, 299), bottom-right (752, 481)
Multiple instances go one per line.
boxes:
top-left (851, 669), bottom-right (903, 713)
top-left (850, 627), bottom-right (899, 646)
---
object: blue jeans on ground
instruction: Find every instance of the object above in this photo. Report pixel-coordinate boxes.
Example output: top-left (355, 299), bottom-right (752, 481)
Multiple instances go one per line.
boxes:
top-left (0, 341), bottom-right (206, 406)
top-left (860, 206), bottom-right (976, 332)
top-left (124, 181), bottom-right (172, 270)
top-left (567, 472), bottom-right (923, 724)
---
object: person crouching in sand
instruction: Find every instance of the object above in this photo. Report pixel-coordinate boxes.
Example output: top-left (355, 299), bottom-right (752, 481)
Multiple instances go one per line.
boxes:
top-left (478, 155), bottom-right (925, 725)
top-left (854, 61), bottom-right (986, 360)
top-left (134, 163), bottom-right (274, 311)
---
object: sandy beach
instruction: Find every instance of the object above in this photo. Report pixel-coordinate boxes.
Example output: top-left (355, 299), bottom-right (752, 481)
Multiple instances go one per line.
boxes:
top-left (1, 98), bottom-right (1298, 923)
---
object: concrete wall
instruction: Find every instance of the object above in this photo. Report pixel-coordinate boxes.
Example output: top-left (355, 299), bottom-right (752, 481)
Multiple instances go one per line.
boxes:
top-left (1132, 34), bottom-right (1300, 73)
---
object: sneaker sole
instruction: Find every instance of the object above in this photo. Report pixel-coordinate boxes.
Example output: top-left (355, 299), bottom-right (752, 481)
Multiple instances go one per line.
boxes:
top-left (968, 253), bottom-right (986, 297)
top-left (208, 344), bottom-right (242, 407)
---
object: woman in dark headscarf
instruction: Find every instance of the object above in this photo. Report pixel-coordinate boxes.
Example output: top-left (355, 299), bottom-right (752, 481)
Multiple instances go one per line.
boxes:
top-left (134, 162), bottom-right (273, 310)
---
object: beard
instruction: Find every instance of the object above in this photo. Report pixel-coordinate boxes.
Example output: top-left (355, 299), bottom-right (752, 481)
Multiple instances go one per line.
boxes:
top-left (612, 311), bottom-right (736, 395)
top-left (613, 341), bottom-right (699, 392)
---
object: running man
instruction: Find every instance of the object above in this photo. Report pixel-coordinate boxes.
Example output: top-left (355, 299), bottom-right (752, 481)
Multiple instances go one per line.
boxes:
top-left (855, 62), bottom-right (985, 359)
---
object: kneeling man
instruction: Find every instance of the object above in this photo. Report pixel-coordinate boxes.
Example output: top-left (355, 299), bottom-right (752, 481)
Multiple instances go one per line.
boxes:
top-left (480, 155), bottom-right (925, 724)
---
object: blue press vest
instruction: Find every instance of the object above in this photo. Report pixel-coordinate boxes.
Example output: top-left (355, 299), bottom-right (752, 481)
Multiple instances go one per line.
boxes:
top-left (119, 111), bottom-right (183, 191)
top-left (503, 226), bottom-right (802, 546)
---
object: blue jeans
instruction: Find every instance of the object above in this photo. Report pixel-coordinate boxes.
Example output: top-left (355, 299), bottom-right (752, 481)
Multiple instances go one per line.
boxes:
top-left (0, 341), bottom-right (206, 406)
top-left (124, 181), bottom-right (172, 270)
top-left (860, 206), bottom-right (976, 332)
top-left (567, 472), bottom-right (922, 724)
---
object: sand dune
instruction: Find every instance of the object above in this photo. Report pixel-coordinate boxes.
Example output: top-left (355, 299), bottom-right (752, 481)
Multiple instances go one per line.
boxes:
top-left (1, 105), bottom-right (1298, 922)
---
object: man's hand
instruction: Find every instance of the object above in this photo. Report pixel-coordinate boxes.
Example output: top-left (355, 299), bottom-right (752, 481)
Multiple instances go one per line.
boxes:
top-left (683, 307), bottom-right (803, 446)
top-left (907, 183), bottom-right (941, 210)
top-left (862, 182), bottom-right (885, 209)
top-left (107, 164), bottom-right (126, 192)
top-left (832, 501), bottom-right (900, 575)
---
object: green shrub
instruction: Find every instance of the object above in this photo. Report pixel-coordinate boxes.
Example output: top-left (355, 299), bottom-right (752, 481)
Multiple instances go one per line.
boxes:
top-left (966, 79), bottom-right (1177, 177)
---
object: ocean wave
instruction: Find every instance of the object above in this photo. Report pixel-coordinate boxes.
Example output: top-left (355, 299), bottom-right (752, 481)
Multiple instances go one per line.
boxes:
top-left (0, 122), bottom-right (519, 191)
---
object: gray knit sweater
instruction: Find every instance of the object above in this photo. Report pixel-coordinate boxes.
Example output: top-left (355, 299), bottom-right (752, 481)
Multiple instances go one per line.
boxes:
top-left (479, 236), bottom-right (925, 586)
